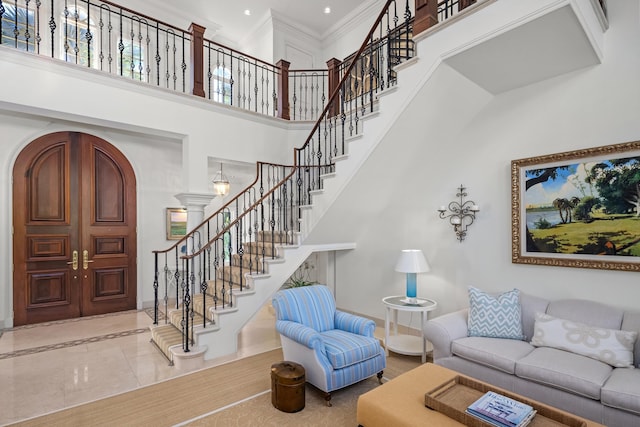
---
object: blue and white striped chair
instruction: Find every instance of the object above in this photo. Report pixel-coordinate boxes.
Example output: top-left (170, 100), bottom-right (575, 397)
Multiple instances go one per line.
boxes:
top-left (272, 284), bottom-right (386, 406)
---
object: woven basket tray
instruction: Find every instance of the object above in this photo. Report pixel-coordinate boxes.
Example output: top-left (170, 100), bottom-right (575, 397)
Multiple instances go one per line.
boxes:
top-left (424, 375), bottom-right (587, 427)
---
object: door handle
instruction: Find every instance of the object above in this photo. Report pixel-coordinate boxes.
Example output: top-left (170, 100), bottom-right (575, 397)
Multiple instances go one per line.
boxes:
top-left (67, 250), bottom-right (79, 270)
top-left (83, 250), bottom-right (94, 270)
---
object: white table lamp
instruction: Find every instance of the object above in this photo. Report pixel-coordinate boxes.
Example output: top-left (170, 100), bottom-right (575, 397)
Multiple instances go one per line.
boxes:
top-left (394, 249), bottom-right (430, 303)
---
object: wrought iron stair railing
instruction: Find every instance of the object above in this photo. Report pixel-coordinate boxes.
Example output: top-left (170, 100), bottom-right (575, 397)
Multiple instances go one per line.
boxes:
top-left (151, 0), bottom-right (417, 357)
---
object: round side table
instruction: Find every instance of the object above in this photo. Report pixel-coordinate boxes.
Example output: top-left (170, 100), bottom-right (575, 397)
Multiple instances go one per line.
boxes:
top-left (382, 296), bottom-right (437, 363)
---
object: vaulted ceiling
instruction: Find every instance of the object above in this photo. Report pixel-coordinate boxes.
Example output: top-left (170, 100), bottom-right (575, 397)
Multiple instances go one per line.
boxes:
top-left (152, 0), bottom-right (376, 44)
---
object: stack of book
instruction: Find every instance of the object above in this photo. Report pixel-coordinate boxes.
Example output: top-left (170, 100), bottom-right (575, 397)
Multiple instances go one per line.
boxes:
top-left (466, 390), bottom-right (537, 427)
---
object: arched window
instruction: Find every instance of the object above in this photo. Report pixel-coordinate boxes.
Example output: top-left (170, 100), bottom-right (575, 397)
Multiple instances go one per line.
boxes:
top-left (1, 2), bottom-right (36, 51)
top-left (59, 4), bottom-right (148, 81)
top-left (211, 66), bottom-right (232, 105)
top-left (60, 4), bottom-right (93, 66)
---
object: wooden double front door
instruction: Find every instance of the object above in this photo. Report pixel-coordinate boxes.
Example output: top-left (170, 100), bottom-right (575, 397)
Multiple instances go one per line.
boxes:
top-left (12, 132), bottom-right (137, 326)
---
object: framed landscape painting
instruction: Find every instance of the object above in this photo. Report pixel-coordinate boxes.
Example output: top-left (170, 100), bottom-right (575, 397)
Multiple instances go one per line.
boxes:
top-left (511, 141), bottom-right (640, 271)
top-left (166, 208), bottom-right (187, 240)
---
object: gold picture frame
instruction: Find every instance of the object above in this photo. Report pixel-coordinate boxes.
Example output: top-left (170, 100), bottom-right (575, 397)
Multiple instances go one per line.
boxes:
top-left (511, 141), bottom-right (640, 271)
top-left (166, 208), bottom-right (187, 240)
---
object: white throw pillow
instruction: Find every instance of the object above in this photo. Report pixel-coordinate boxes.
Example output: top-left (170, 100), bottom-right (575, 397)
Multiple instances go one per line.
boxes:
top-left (531, 312), bottom-right (637, 368)
top-left (467, 286), bottom-right (524, 340)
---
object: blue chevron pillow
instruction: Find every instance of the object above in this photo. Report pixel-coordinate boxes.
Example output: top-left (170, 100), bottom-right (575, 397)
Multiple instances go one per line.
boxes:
top-left (467, 286), bottom-right (524, 340)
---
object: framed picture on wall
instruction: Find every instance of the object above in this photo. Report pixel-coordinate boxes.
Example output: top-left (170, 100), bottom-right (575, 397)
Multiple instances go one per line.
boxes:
top-left (166, 208), bottom-right (187, 240)
top-left (511, 140), bottom-right (640, 271)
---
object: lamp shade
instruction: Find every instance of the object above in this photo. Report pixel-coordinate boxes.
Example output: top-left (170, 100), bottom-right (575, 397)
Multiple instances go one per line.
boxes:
top-left (394, 249), bottom-right (430, 273)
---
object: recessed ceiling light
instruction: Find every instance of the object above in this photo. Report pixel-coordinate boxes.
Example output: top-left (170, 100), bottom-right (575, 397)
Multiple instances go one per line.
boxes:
top-left (244, 9), bottom-right (251, 16)
top-left (324, 7), bottom-right (331, 14)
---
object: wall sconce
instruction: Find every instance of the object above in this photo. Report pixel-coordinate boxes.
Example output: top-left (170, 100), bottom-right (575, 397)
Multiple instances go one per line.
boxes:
top-left (212, 163), bottom-right (230, 197)
top-left (438, 185), bottom-right (479, 242)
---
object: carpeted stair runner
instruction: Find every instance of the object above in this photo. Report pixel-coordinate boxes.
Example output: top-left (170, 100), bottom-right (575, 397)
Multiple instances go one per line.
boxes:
top-left (149, 229), bottom-right (296, 363)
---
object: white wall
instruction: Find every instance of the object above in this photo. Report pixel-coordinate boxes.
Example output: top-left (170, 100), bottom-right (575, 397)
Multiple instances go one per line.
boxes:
top-left (306, 0), bottom-right (640, 327)
top-left (2, 0), bottom-right (637, 332)
top-left (0, 46), bottom-right (311, 328)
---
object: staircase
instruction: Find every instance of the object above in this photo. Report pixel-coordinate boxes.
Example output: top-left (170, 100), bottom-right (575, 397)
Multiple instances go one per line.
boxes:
top-left (148, 0), bottom-right (608, 366)
top-left (148, 0), bottom-right (419, 366)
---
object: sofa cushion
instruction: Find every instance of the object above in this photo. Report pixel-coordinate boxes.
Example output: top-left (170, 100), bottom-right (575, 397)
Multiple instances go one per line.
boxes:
top-left (516, 347), bottom-right (612, 400)
top-left (519, 293), bottom-right (549, 341)
top-left (531, 312), bottom-right (637, 368)
top-left (320, 329), bottom-right (380, 369)
top-left (452, 337), bottom-right (535, 374)
top-left (467, 287), bottom-right (524, 340)
top-left (601, 368), bottom-right (640, 415)
top-left (547, 298), bottom-right (624, 330)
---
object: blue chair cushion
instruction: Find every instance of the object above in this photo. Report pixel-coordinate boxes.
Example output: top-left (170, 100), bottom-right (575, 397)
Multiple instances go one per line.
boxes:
top-left (272, 285), bottom-right (336, 332)
top-left (320, 329), bottom-right (381, 369)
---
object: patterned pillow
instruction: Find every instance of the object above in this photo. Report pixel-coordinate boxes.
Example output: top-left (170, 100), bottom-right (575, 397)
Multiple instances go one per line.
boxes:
top-left (467, 286), bottom-right (524, 340)
top-left (531, 312), bottom-right (637, 368)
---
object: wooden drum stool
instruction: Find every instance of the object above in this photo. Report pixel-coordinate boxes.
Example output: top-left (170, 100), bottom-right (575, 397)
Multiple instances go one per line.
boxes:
top-left (271, 361), bottom-right (306, 412)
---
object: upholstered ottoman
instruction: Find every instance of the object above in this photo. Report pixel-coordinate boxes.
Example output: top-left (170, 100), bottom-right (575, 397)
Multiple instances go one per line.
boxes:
top-left (356, 363), bottom-right (604, 427)
top-left (357, 363), bottom-right (461, 427)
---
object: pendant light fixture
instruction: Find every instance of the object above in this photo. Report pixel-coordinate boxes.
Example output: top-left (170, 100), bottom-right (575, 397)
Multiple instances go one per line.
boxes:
top-left (212, 163), bottom-right (230, 197)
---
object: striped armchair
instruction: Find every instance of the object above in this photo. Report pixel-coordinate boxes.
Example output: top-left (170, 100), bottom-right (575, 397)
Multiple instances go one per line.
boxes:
top-left (272, 284), bottom-right (386, 406)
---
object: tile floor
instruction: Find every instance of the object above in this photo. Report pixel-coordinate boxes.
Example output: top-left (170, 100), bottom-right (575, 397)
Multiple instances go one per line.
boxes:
top-left (0, 305), bottom-right (281, 426)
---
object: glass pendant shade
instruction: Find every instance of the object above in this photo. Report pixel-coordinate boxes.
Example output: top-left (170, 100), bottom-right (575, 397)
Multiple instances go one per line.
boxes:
top-left (212, 164), bottom-right (230, 197)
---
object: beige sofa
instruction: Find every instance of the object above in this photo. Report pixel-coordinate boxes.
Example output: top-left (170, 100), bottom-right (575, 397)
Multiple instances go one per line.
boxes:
top-left (424, 293), bottom-right (640, 427)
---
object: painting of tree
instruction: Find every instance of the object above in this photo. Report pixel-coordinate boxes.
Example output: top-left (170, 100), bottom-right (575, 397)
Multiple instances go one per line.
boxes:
top-left (512, 141), bottom-right (640, 271)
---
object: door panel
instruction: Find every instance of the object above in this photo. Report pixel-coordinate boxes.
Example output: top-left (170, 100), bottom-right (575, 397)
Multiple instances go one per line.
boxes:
top-left (94, 149), bottom-right (125, 222)
top-left (29, 145), bottom-right (68, 222)
top-left (13, 132), bottom-right (136, 325)
top-left (80, 136), bottom-right (136, 316)
top-left (27, 270), bottom-right (69, 306)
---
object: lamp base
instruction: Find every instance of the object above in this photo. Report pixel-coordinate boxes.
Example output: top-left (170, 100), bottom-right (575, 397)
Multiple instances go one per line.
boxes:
top-left (406, 273), bottom-right (417, 299)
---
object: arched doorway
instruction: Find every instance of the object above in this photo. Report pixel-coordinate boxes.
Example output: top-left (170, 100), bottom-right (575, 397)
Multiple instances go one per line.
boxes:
top-left (12, 132), bottom-right (137, 326)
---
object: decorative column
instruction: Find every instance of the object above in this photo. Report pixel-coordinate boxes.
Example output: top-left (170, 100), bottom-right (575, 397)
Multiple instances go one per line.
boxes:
top-left (414, 0), bottom-right (438, 35)
top-left (276, 59), bottom-right (290, 120)
top-left (189, 23), bottom-right (206, 98)
top-left (174, 192), bottom-right (216, 239)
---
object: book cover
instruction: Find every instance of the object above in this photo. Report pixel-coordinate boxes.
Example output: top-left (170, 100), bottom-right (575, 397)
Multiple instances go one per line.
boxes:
top-left (467, 391), bottom-right (534, 427)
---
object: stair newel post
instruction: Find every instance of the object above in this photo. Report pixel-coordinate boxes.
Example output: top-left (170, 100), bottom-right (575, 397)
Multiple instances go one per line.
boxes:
top-left (188, 23), bottom-right (205, 97)
top-left (153, 252), bottom-right (159, 325)
top-left (414, 0), bottom-right (438, 35)
top-left (276, 59), bottom-right (290, 120)
top-left (459, 0), bottom-right (477, 11)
